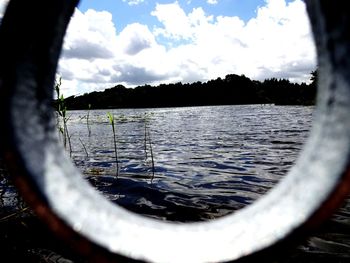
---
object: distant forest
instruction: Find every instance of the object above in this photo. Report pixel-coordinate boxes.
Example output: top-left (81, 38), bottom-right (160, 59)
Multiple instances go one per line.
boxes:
top-left (62, 72), bottom-right (317, 110)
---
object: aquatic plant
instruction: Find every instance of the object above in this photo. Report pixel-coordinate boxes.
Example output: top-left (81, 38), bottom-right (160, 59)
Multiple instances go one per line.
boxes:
top-left (143, 114), bottom-right (155, 182)
top-left (55, 77), bottom-right (72, 157)
top-left (79, 138), bottom-right (89, 158)
top-left (0, 207), bottom-right (30, 223)
top-left (144, 117), bottom-right (148, 160)
top-left (147, 128), bottom-right (155, 182)
top-left (107, 112), bottom-right (119, 177)
top-left (87, 103), bottom-right (92, 137)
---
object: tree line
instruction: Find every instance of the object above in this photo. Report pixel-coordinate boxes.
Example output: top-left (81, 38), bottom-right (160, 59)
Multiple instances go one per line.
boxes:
top-left (61, 72), bottom-right (317, 110)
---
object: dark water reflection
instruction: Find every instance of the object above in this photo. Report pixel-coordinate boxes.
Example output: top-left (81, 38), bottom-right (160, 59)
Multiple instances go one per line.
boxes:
top-left (67, 105), bottom-right (313, 221)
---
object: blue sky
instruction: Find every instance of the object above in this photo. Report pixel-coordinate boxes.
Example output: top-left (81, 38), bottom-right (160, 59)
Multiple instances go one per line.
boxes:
top-left (78, 0), bottom-right (274, 30)
top-left (0, 0), bottom-right (316, 96)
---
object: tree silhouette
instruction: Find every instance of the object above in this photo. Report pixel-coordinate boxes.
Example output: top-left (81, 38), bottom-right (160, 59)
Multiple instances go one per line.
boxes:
top-left (61, 73), bottom-right (317, 110)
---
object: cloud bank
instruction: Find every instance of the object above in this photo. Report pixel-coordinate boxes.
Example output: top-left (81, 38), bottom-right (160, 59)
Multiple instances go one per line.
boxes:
top-left (56, 0), bottom-right (316, 96)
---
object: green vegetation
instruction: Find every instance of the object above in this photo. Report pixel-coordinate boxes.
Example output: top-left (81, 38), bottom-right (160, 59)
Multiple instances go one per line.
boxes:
top-left (61, 73), bottom-right (317, 110)
top-left (55, 77), bottom-right (72, 157)
top-left (107, 112), bottom-right (119, 177)
top-left (143, 115), bottom-right (155, 182)
top-left (86, 103), bottom-right (91, 136)
top-left (144, 117), bottom-right (148, 160)
top-left (147, 128), bottom-right (155, 182)
top-left (79, 138), bottom-right (89, 158)
top-left (53, 89), bottom-right (157, 180)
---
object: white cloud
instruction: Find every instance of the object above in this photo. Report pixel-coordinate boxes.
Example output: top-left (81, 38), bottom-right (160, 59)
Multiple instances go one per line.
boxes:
top-left (62, 9), bottom-right (118, 61)
top-left (150, 0), bottom-right (316, 83)
top-left (151, 2), bottom-right (193, 40)
top-left (207, 0), bottom-right (218, 5)
top-left (58, 8), bottom-right (172, 96)
top-left (123, 0), bottom-right (145, 6)
top-left (57, 0), bottom-right (316, 97)
top-left (58, 8), bottom-right (119, 96)
top-left (241, 0), bottom-right (316, 81)
top-left (118, 23), bottom-right (157, 55)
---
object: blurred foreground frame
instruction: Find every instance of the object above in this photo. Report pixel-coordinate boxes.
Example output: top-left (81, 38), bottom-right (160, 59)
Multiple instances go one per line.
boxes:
top-left (0, 0), bottom-right (350, 262)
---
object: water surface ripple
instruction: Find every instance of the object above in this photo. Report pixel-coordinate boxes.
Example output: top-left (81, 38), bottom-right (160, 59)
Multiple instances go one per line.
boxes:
top-left (67, 105), bottom-right (313, 222)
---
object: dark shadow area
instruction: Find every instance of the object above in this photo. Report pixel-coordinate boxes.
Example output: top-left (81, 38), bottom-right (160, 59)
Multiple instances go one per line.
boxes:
top-left (1, 157), bottom-right (350, 262)
top-left (0, 159), bottom-right (84, 263)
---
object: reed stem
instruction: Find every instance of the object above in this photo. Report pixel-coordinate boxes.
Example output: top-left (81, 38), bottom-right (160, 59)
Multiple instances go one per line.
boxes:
top-left (107, 112), bottom-right (119, 177)
top-left (79, 138), bottom-right (89, 158)
top-left (87, 103), bottom-right (91, 137)
top-left (64, 120), bottom-right (72, 157)
top-left (144, 118), bottom-right (148, 159)
top-left (147, 128), bottom-right (155, 182)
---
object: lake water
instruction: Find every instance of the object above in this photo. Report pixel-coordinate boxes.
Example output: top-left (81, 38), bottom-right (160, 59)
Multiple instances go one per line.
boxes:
top-left (66, 105), bottom-right (350, 260)
top-left (66, 105), bottom-right (313, 221)
top-left (2, 104), bottom-right (350, 261)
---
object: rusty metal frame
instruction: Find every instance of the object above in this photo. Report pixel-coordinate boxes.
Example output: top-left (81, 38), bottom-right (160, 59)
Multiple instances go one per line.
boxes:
top-left (1, 0), bottom-right (350, 262)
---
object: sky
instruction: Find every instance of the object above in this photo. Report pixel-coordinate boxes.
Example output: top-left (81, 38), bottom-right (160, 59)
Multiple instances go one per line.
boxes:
top-left (0, 0), bottom-right (316, 97)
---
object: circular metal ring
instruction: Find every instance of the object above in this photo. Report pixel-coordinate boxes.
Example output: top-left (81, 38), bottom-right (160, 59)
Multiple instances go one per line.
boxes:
top-left (1, 0), bottom-right (350, 262)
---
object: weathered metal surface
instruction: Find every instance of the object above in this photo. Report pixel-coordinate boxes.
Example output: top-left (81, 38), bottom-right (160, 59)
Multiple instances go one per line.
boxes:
top-left (0, 0), bottom-right (349, 262)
